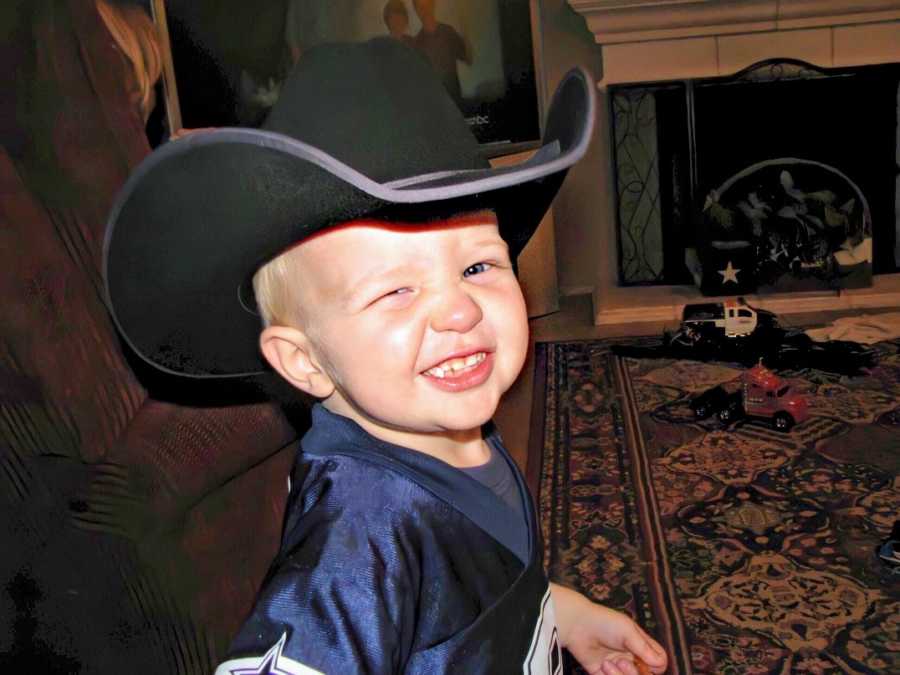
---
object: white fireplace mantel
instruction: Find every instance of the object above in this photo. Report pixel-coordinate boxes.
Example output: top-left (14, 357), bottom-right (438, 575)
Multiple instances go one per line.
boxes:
top-left (569, 1), bottom-right (900, 47)
top-left (564, 0), bottom-right (900, 327)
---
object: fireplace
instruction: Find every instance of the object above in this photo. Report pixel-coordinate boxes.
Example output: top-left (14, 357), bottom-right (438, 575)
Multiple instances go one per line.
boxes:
top-left (610, 59), bottom-right (900, 295)
top-left (566, 0), bottom-right (900, 326)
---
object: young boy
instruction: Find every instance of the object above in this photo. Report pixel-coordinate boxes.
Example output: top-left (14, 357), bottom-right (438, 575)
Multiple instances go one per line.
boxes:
top-left (104, 39), bottom-right (668, 675)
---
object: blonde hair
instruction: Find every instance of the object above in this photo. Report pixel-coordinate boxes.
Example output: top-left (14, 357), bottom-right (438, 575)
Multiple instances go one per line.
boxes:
top-left (252, 247), bottom-right (303, 329)
top-left (96, 0), bottom-right (163, 122)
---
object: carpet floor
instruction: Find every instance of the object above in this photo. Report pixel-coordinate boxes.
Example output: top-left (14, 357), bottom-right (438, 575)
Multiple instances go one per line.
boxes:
top-left (530, 338), bottom-right (900, 674)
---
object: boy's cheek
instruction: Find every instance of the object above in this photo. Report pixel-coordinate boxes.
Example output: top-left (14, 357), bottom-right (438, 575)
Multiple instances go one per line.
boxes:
top-left (334, 323), bottom-right (422, 385)
top-left (498, 303), bottom-right (530, 384)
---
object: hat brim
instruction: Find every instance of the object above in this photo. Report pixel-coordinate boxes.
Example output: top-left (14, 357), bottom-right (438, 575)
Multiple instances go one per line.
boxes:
top-left (104, 67), bottom-right (595, 378)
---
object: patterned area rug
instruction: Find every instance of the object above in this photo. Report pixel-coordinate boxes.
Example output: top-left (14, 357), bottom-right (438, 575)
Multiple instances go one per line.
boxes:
top-left (531, 338), bottom-right (900, 674)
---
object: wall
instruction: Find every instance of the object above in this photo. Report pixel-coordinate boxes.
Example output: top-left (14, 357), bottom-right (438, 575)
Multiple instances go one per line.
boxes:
top-left (536, 0), bottom-right (608, 295)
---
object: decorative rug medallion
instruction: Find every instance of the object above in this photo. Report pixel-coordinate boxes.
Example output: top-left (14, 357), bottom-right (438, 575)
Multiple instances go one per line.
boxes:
top-left (659, 431), bottom-right (796, 486)
top-left (689, 553), bottom-right (873, 652)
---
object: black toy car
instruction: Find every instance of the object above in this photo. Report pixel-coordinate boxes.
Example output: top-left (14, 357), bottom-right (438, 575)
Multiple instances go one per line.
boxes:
top-left (769, 330), bottom-right (875, 374)
top-left (690, 385), bottom-right (739, 420)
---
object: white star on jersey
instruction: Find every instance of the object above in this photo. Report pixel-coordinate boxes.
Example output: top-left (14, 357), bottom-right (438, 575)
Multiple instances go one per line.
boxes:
top-left (215, 632), bottom-right (324, 675)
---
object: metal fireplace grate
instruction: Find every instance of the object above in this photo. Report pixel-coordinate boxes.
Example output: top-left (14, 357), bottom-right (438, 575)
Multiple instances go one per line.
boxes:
top-left (610, 59), bottom-right (900, 292)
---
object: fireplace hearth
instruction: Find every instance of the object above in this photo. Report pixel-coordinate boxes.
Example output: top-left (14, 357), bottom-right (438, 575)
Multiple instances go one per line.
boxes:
top-left (565, 0), bottom-right (900, 326)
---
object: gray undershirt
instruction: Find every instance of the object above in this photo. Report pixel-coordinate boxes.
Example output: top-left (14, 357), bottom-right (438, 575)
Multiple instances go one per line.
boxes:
top-left (460, 441), bottom-right (524, 519)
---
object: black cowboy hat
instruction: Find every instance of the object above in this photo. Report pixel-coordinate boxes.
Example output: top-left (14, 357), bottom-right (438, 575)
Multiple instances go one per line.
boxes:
top-left (104, 38), bottom-right (594, 378)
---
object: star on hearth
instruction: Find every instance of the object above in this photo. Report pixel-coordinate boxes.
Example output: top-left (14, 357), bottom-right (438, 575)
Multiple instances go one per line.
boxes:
top-left (719, 261), bottom-right (740, 284)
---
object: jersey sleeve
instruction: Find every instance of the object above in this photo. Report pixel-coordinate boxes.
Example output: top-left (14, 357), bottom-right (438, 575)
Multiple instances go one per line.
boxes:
top-left (215, 462), bottom-right (420, 674)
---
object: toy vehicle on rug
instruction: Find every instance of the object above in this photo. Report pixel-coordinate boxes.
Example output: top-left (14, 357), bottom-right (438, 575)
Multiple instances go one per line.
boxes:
top-left (691, 362), bottom-right (809, 431)
top-left (877, 520), bottom-right (900, 573)
top-left (681, 299), bottom-right (777, 338)
top-left (656, 307), bottom-right (782, 365)
top-left (614, 299), bottom-right (874, 375)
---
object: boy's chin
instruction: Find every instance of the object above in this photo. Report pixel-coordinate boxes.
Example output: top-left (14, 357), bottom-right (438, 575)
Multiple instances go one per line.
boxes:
top-left (391, 407), bottom-right (498, 436)
top-left (332, 400), bottom-right (496, 435)
top-left (429, 404), bottom-right (500, 433)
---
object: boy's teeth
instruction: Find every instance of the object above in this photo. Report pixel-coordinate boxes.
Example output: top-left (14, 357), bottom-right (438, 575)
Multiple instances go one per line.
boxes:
top-left (424, 352), bottom-right (486, 378)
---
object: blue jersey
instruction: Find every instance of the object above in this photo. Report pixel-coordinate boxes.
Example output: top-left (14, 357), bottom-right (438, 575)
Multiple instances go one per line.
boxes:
top-left (215, 405), bottom-right (562, 674)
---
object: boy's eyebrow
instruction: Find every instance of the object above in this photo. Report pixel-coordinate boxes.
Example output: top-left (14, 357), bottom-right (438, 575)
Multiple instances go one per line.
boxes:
top-left (470, 238), bottom-right (509, 252)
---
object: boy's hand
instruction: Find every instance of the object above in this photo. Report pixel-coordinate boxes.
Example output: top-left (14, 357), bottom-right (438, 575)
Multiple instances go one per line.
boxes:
top-left (550, 583), bottom-right (668, 675)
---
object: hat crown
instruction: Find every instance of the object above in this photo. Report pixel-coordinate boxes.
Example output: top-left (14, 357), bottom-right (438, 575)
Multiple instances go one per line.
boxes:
top-left (263, 38), bottom-right (487, 183)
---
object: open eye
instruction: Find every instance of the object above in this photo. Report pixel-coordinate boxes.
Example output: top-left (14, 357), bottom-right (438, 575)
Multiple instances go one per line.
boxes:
top-left (463, 262), bottom-right (493, 277)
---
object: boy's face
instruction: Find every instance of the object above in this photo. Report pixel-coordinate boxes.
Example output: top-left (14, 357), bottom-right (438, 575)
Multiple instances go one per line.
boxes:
top-left (272, 211), bottom-right (529, 442)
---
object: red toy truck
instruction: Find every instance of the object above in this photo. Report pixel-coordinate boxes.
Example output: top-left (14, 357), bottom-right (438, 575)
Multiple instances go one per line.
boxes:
top-left (691, 362), bottom-right (809, 431)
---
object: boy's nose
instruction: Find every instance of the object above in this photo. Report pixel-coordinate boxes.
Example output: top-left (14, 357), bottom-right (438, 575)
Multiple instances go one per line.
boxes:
top-left (429, 287), bottom-right (483, 333)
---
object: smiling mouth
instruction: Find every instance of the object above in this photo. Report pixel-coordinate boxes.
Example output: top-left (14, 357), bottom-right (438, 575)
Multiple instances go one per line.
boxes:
top-left (422, 352), bottom-right (487, 379)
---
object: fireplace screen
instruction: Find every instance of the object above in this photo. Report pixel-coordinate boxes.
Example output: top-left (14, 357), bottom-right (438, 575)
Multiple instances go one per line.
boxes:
top-left (610, 59), bottom-right (900, 294)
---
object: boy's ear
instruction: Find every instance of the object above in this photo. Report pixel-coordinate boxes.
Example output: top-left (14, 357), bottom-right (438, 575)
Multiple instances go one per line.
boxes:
top-left (259, 326), bottom-right (335, 399)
